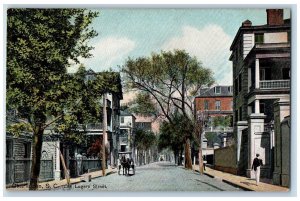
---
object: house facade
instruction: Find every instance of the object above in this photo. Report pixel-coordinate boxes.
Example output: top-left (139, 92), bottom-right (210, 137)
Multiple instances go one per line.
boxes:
top-left (194, 85), bottom-right (233, 119)
top-left (119, 111), bottom-right (136, 153)
top-left (230, 9), bottom-right (290, 182)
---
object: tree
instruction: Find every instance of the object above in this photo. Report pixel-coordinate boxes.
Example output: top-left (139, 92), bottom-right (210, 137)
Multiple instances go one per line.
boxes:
top-left (122, 50), bottom-right (214, 169)
top-left (212, 115), bottom-right (232, 129)
top-left (134, 129), bottom-right (157, 165)
top-left (7, 9), bottom-right (99, 190)
top-left (158, 112), bottom-right (194, 165)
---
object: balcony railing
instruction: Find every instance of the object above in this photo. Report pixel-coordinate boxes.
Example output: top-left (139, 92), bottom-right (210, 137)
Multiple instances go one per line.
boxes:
top-left (204, 126), bottom-right (233, 132)
top-left (78, 123), bottom-right (103, 130)
top-left (259, 80), bottom-right (290, 89)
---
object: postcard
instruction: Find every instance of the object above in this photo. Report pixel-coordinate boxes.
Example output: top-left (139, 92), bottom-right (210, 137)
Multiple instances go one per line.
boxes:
top-left (5, 7), bottom-right (291, 192)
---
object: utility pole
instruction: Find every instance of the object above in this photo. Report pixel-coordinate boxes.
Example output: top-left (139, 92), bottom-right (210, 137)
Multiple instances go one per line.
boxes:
top-left (197, 111), bottom-right (206, 175)
top-left (101, 93), bottom-right (107, 176)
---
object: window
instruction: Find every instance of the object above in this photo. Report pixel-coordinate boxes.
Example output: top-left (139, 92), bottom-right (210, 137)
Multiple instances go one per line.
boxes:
top-left (238, 74), bottom-right (242, 92)
top-left (215, 100), bottom-right (221, 110)
top-left (121, 117), bottom-right (124, 123)
top-left (204, 100), bottom-right (209, 110)
top-left (6, 140), bottom-right (13, 158)
top-left (260, 68), bottom-right (271, 80)
top-left (239, 107), bottom-right (243, 121)
top-left (228, 86), bottom-right (232, 93)
top-left (215, 86), bottom-right (221, 94)
top-left (23, 143), bottom-right (30, 158)
top-left (260, 103), bottom-right (265, 114)
top-left (255, 33), bottom-right (264, 44)
top-left (282, 68), bottom-right (290, 79)
top-left (235, 78), bottom-right (238, 95)
top-left (121, 145), bottom-right (126, 152)
top-left (260, 69), bottom-right (265, 80)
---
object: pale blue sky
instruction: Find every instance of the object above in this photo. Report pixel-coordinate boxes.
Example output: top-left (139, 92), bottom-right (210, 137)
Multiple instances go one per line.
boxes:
top-left (73, 8), bottom-right (290, 85)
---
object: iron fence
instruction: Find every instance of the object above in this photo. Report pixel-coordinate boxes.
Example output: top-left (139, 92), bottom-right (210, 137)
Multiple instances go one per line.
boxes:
top-left (69, 158), bottom-right (102, 178)
top-left (6, 158), bottom-right (54, 185)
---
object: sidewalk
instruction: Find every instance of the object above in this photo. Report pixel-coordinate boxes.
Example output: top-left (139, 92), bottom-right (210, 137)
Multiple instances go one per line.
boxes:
top-left (192, 165), bottom-right (289, 192)
top-left (6, 168), bottom-right (117, 191)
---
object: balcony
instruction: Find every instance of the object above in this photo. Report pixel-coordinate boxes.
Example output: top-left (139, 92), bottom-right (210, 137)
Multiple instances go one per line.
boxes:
top-left (259, 80), bottom-right (290, 89)
top-left (78, 123), bottom-right (103, 130)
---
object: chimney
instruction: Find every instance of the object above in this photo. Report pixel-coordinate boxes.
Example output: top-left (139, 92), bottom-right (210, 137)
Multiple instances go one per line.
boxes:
top-left (266, 9), bottom-right (284, 25)
top-left (242, 20), bottom-right (252, 27)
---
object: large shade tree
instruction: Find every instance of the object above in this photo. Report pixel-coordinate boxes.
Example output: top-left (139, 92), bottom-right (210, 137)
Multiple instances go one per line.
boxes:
top-left (6, 9), bottom-right (99, 190)
top-left (122, 50), bottom-right (214, 169)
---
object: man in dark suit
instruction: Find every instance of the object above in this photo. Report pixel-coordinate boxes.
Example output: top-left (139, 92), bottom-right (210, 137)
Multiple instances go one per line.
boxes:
top-left (252, 153), bottom-right (263, 185)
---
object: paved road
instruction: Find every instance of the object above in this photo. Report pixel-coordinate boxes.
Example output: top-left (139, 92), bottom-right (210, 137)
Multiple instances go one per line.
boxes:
top-left (58, 162), bottom-right (243, 191)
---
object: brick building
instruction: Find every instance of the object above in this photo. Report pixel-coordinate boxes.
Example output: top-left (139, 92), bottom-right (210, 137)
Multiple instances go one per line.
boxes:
top-left (194, 85), bottom-right (233, 118)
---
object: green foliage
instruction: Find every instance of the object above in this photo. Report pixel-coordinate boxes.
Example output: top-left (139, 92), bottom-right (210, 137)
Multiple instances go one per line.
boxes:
top-left (7, 8), bottom-right (99, 129)
top-left (158, 112), bottom-right (194, 152)
top-left (134, 129), bottom-right (157, 151)
top-left (7, 122), bottom-right (33, 137)
top-left (212, 115), bottom-right (232, 128)
top-left (128, 92), bottom-right (158, 117)
top-left (122, 49), bottom-right (214, 122)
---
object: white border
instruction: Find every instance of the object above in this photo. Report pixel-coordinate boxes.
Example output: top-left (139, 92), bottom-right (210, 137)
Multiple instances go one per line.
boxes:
top-left (1, 0), bottom-right (299, 200)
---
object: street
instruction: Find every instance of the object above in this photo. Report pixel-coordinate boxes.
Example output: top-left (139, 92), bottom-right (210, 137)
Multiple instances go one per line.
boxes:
top-left (57, 162), bottom-right (243, 191)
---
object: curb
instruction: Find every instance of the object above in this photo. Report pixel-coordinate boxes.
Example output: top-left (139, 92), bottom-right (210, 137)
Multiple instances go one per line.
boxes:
top-left (194, 168), bottom-right (253, 191)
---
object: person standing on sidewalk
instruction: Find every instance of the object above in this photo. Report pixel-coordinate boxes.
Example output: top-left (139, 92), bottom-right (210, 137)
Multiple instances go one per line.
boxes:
top-left (251, 153), bottom-right (263, 185)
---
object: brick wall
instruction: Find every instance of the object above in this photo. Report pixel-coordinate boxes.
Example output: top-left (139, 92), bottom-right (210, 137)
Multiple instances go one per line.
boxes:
top-left (195, 96), bottom-right (233, 115)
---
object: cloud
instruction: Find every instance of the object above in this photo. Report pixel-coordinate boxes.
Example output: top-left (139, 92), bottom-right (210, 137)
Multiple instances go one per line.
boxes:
top-left (68, 36), bottom-right (136, 73)
top-left (161, 25), bottom-right (233, 85)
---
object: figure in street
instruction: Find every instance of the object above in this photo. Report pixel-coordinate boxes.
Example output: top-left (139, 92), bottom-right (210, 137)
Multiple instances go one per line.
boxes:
top-left (251, 153), bottom-right (263, 185)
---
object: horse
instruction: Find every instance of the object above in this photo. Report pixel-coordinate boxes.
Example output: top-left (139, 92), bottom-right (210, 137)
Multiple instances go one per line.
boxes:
top-left (120, 156), bottom-right (128, 175)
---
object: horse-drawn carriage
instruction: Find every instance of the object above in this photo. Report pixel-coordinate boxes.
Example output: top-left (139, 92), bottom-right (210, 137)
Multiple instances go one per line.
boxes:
top-left (118, 151), bottom-right (135, 176)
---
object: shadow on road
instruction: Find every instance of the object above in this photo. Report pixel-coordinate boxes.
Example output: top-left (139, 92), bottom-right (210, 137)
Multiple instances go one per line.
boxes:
top-left (195, 179), bottom-right (225, 191)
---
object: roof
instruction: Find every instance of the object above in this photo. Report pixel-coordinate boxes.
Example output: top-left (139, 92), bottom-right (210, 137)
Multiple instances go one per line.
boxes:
top-left (120, 110), bottom-right (135, 117)
top-left (230, 19), bottom-right (291, 51)
top-left (196, 85), bottom-right (233, 98)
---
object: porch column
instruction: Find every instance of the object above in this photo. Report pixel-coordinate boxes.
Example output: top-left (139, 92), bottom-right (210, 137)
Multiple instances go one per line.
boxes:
top-left (255, 99), bottom-right (260, 114)
top-left (247, 114), bottom-right (266, 179)
top-left (255, 58), bottom-right (260, 89)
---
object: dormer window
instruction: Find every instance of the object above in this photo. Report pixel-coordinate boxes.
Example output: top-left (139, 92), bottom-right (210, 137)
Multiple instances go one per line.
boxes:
top-left (255, 33), bottom-right (264, 44)
top-left (215, 86), bottom-right (221, 94)
top-left (228, 86), bottom-right (232, 93)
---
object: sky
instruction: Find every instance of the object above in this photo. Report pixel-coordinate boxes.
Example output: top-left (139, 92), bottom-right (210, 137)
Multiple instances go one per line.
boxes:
top-left (69, 8), bottom-right (290, 85)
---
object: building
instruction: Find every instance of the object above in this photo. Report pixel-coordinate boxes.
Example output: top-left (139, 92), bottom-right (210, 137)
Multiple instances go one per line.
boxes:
top-left (119, 110), bottom-right (136, 153)
top-left (193, 85), bottom-right (233, 166)
top-left (78, 69), bottom-right (123, 168)
top-left (230, 9), bottom-right (290, 181)
top-left (194, 85), bottom-right (233, 120)
top-left (6, 110), bottom-right (55, 185)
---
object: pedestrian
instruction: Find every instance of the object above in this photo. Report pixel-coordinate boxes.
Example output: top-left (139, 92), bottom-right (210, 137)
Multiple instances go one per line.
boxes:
top-left (251, 153), bottom-right (263, 185)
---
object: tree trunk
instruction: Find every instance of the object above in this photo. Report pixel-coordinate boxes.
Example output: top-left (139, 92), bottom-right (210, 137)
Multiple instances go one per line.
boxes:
top-left (174, 150), bottom-right (178, 165)
top-left (198, 120), bottom-right (204, 174)
top-left (185, 138), bottom-right (193, 169)
top-left (179, 149), bottom-right (183, 166)
top-left (101, 93), bottom-right (107, 176)
top-left (198, 145), bottom-right (204, 175)
top-left (29, 127), bottom-right (43, 190)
